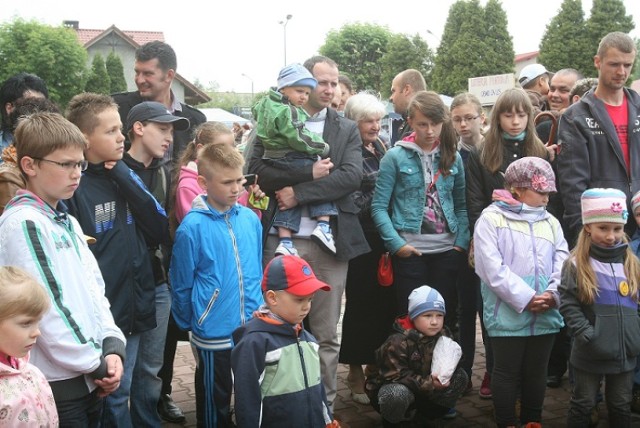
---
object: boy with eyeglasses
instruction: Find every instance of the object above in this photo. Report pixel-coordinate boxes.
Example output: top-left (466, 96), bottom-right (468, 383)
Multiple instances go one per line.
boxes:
top-left (0, 112), bottom-right (126, 426)
top-left (65, 92), bottom-right (170, 427)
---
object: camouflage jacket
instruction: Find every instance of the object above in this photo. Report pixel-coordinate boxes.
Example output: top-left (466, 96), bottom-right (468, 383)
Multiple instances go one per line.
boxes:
top-left (366, 315), bottom-right (451, 401)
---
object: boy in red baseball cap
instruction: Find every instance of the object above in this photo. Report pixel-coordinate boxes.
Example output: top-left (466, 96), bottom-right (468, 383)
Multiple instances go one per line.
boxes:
top-left (231, 255), bottom-right (339, 427)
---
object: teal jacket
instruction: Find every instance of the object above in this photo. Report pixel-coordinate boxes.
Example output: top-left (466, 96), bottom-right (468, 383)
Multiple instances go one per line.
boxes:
top-left (253, 89), bottom-right (329, 159)
top-left (371, 139), bottom-right (469, 255)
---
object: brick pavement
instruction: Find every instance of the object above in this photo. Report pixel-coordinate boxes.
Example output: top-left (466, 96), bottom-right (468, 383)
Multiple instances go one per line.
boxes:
top-left (162, 317), bottom-right (640, 427)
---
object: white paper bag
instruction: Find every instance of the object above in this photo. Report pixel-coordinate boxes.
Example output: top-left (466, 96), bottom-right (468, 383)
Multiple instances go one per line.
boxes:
top-left (430, 336), bottom-right (462, 385)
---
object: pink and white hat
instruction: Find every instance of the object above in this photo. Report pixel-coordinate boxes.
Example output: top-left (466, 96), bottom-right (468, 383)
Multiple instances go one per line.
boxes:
top-left (581, 188), bottom-right (628, 225)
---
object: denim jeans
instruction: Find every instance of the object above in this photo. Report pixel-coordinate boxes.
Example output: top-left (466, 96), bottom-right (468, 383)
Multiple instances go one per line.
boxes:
top-left (102, 333), bottom-right (140, 428)
top-left (569, 367), bottom-right (633, 427)
top-left (267, 154), bottom-right (337, 233)
top-left (56, 389), bottom-right (102, 427)
top-left (102, 284), bottom-right (171, 428)
top-left (131, 283), bottom-right (171, 426)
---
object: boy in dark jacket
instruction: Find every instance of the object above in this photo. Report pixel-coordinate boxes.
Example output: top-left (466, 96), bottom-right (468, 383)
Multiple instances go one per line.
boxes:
top-left (231, 255), bottom-right (338, 428)
top-left (65, 93), bottom-right (169, 427)
top-left (123, 101), bottom-right (189, 424)
top-left (366, 286), bottom-right (468, 425)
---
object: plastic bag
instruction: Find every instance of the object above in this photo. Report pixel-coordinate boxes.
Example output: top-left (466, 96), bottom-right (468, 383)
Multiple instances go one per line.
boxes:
top-left (431, 336), bottom-right (462, 385)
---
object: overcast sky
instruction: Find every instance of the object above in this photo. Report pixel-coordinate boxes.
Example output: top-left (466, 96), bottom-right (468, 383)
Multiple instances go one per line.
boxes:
top-left (3, 0), bottom-right (639, 94)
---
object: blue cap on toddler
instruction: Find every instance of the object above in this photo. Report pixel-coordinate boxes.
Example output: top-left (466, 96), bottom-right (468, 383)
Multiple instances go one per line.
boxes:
top-left (277, 64), bottom-right (317, 91)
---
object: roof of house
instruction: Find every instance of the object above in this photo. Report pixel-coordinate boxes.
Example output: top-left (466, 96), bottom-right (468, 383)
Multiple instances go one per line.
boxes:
top-left (515, 51), bottom-right (539, 63)
top-left (76, 27), bottom-right (164, 46)
top-left (74, 25), bottom-right (209, 105)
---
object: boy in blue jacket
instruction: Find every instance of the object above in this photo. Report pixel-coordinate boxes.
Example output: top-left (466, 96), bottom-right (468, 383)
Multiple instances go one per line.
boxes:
top-left (170, 143), bottom-right (263, 427)
top-left (231, 255), bottom-right (338, 428)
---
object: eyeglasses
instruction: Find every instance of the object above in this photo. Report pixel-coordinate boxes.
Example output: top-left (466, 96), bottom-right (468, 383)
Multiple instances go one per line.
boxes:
top-left (33, 158), bottom-right (88, 171)
top-left (452, 115), bottom-right (480, 124)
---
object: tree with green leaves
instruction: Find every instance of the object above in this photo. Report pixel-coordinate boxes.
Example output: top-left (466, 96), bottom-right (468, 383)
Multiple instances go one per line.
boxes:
top-left (85, 54), bottom-right (110, 94)
top-left (106, 52), bottom-right (127, 94)
top-left (319, 23), bottom-right (391, 93)
top-left (538, 0), bottom-right (591, 76)
top-left (0, 19), bottom-right (87, 107)
top-left (379, 34), bottom-right (434, 98)
top-left (431, 0), bottom-right (514, 96)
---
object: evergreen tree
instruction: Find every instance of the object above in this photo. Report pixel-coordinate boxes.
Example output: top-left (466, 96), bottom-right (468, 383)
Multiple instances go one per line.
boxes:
top-left (538, 0), bottom-right (591, 76)
top-left (380, 33), bottom-right (434, 97)
top-left (578, 0), bottom-right (635, 78)
top-left (106, 51), bottom-right (127, 94)
top-left (0, 19), bottom-right (87, 107)
top-left (85, 54), bottom-right (110, 94)
top-left (319, 23), bottom-right (391, 93)
top-left (432, 0), bottom-right (513, 95)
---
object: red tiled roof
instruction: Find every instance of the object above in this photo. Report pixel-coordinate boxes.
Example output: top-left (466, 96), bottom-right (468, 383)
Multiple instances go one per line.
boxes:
top-left (75, 28), bottom-right (164, 46)
top-left (515, 51), bottom-right (539, 63)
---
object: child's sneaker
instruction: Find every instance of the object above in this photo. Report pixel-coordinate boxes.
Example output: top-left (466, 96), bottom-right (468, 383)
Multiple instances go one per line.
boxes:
top-left (311, 223), bottom-right (336, 254)
top-left (443, 408), bottom-right (457, 419)
top-left (275, 241), bottom-right (299, 257)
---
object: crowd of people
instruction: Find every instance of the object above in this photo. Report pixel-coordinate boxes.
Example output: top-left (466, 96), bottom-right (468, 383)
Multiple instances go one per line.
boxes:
top-left (0, 29), bottom-right (639, 428)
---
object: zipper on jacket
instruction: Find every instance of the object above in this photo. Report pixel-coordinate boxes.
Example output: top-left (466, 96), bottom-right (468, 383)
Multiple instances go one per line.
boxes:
top-left (529, 222), bottom-right (540, 335)
top-left (296, 335), bottom-right (313, 427)
top-left (225, 213), bottom-right (246, 325)
top-left (197, 289), bottom-right (220, 326)
top-left (610, 263), bottom-right (625, 371)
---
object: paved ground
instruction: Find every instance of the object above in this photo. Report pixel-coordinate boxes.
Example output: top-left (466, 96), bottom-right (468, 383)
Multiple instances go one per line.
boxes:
top-left (162, 316), bottom-right (640, 427)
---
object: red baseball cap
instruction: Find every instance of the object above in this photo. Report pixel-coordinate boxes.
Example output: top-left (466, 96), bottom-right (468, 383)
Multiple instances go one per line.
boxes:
top-left (262, 255), bottom-right (331, 296)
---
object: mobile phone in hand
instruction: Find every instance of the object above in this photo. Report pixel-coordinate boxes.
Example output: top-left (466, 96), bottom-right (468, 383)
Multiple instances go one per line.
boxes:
top-left (243, 174), bottom-right (257, 188)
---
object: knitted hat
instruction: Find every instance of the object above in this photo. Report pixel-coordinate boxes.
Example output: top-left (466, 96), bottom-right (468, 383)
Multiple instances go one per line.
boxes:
top-left (581, 188), bottom-right (628, 225)
top-left (504, 156), bottom-right (557, 193)
top-left (126, 101), bottom-right (190, 133)
top-left (276, 63), bottom-right (317, 91)
top-left (632, 190), bottom-right (640, 214)
top-left (261, 255), bottom-right (331, 296)
top-left (408, 285), bottom-right (446, 319)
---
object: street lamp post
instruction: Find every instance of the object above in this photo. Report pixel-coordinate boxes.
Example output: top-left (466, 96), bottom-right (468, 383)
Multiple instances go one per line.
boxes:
top-left (241, 73), bottom-right (254, 99)
top-left (279, 14), bottom-right (292, 66)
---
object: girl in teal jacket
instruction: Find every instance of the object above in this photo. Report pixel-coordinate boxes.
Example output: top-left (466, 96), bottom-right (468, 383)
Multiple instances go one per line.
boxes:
top-left (371, 91), bottom-right (469, 331)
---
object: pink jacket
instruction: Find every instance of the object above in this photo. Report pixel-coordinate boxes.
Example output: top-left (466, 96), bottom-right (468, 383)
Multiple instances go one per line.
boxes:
top-left (174, 166), bottom-right (258, 223)
top-left (0, 354), bottom-right (59, 427)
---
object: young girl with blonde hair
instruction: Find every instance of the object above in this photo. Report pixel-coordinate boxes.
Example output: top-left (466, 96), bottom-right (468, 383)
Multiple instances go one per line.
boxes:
top-left (0, 266), bottom-right (58, 426)
top-left (559, 188), bottom-right (640, 427)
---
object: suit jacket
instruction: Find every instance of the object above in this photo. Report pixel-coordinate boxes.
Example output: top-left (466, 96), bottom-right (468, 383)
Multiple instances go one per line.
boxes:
top-left (249, 108), bottom-right (369, 261)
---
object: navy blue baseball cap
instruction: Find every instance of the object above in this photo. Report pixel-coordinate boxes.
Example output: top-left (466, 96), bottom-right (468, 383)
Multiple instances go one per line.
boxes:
top-left (126, 101), bottom-right (190, 133)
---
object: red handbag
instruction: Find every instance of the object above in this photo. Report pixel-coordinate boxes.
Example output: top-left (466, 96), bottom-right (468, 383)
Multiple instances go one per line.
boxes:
top-left (377, 252), bottom-right (393, 287)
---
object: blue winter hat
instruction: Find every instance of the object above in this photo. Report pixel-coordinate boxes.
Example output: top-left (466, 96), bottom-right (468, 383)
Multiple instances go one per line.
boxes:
top-left (276, 63), bottom-right (317, 91)
top-left (408, 285), bottom-right (446, 319)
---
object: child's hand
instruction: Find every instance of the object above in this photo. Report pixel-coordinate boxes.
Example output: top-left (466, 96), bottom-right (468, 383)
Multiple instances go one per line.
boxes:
top-left (103, 161), bottom-right (117, 170)
top-left (431, 374), bottom-right (449, 390)
top-left (249, 184), bottom-right (266, 201)
top-left (94, 354), bottom-right (123, 397)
